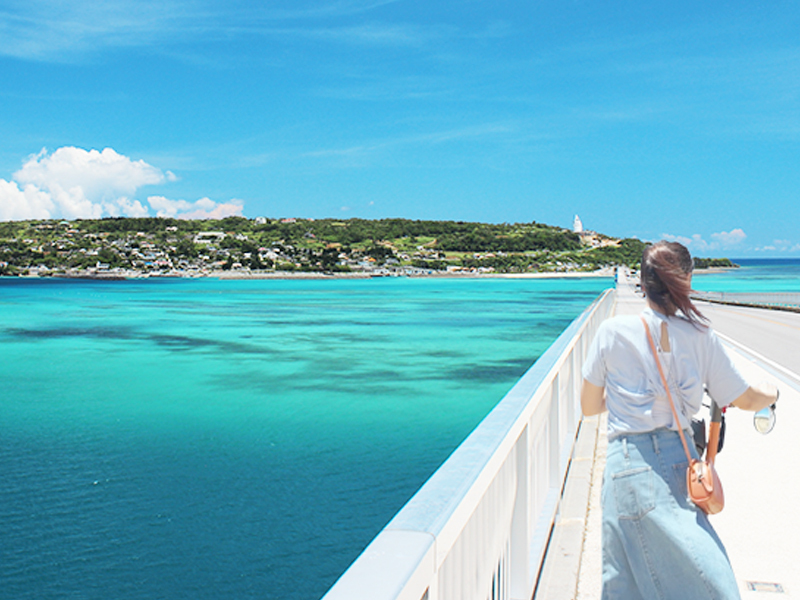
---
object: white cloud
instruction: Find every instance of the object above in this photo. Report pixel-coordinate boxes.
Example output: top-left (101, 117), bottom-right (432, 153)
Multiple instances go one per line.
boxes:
top-left (147, 196), bottom-right (244, 220)
top-left (15, 147), bottom-right (166, 216)
top-left (0, 179), bottom-right (55, 220)
top-left (0, 0), bottom-right (413, 62)
top-left (710, 228), bottom-right (746, 246)
top-left (756, 239), bottom-right (800, 253)
top-left (661, 233), bottom-right (709, 251)
top-left (662, 228), bottom-right (747, 252)
top-left (106, 197), bottom-right (150, 218)
top-left (147, 195), bottom-right (197, 218)
top-left (0, 146), bottom-right (245, 221)
top-left (1, 147), bottom-right (167, 220)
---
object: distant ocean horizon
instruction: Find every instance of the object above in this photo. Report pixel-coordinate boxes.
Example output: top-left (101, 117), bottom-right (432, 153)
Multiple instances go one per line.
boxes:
top-left (730, 257), bottom-right (800, 270)
top-left (731, 257), bottom-right (800, 264)
top-left (2, 263), bottom-right (799, 600)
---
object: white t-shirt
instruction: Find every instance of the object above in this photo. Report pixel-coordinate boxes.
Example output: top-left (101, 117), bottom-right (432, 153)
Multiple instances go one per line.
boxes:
top-left (582, 307), bottom-right (749, 438)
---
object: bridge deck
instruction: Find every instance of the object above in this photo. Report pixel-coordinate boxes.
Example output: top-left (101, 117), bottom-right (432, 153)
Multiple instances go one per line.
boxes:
top-left (539, 272), bottom-right (800, 599)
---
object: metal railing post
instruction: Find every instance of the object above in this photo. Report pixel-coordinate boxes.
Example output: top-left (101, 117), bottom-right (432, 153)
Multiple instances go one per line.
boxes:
top-left (510, 425), bottom-right (531, 599)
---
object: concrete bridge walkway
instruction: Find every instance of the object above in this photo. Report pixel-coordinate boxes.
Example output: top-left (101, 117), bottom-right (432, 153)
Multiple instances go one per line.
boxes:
top-left (538, 271), bottom-right (800, 599)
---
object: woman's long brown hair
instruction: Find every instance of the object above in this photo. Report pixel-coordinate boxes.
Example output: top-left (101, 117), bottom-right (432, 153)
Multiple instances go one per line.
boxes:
top-left (641, 241), bottom-right (706, 326)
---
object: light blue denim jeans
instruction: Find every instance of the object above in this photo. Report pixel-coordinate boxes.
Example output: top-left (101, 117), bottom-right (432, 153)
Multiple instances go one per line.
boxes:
top-left (602, 428), bottom-right (741, 600)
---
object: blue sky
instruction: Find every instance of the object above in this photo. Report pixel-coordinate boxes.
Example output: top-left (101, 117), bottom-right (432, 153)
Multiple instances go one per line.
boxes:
top-left (1, 1), bottom-right (798, 256)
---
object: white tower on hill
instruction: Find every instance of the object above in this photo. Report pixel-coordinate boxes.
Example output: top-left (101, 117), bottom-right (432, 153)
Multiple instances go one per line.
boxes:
top-left (573, 214), bottom-right (583, 234)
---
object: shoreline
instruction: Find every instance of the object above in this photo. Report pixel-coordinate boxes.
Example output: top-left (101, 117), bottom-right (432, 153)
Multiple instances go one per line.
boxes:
top-left (6, 267), bottom-right (617, 282)
top-left (692, 266), bottom-right (740, 275)
top-left (165, 266), bottom-right (616, 281)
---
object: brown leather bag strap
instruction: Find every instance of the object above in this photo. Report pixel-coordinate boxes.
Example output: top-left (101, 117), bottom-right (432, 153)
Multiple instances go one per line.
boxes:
top-left (641, 317), bottom-right (694, 462)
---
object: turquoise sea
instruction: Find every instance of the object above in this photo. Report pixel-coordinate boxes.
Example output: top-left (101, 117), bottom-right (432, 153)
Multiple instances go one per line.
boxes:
top-left (693, 258), bottom-right (800, 293)
top-left (2, 259), bottom-right (798, 600)
top-left (1, 276), bottom-right (609, 600)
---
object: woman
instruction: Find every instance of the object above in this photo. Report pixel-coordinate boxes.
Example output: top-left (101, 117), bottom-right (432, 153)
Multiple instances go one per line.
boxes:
top-left (581, 241), bottom-right (778, 600)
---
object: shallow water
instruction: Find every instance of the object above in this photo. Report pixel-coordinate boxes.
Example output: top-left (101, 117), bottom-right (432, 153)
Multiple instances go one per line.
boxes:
top-left (0, 276), bottom-right (610, 600)
top-left (693, 258), bottom-right (800, 293)
top-left (5, 259), bottom-right (800, 600)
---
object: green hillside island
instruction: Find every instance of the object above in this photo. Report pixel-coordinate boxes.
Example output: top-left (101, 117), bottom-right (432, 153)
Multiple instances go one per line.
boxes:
top-left (0, 217), bottom-right (735, 278)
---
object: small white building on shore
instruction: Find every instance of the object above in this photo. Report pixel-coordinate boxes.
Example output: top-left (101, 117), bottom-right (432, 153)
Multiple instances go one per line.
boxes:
top-left (194, 232), bottom-right (226, 244)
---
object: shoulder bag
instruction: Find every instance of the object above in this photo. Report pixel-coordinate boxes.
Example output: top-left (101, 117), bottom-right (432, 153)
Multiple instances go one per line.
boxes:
top-left (641, 317), bottom-right (724, 515)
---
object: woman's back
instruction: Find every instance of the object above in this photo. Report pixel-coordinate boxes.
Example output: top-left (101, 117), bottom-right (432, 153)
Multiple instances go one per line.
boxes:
top-left (583, 307), bottom-right (748, 438)
top-left (580, 240), bottom-right (778, 600)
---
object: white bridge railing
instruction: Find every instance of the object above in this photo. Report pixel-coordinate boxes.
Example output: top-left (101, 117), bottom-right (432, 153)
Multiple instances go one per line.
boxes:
top-left (323, 288), bottom-right (615, 600)
top-left (692, 291), bottom-right (800, 311)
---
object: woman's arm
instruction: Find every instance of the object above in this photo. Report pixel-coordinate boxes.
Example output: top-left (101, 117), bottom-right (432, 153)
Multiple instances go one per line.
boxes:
top-left (581, 379), bottom-right (606, 416)
top-left (731, 381), bottom-right (779, 412)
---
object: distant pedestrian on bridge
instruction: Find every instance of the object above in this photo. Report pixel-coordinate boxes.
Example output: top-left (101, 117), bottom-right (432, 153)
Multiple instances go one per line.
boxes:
top-left (580, 240), bottom-right (779, 600)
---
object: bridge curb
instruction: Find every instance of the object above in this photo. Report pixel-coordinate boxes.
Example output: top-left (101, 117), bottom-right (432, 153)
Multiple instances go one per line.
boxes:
top-left (533, 413), bottom-right (601, 599)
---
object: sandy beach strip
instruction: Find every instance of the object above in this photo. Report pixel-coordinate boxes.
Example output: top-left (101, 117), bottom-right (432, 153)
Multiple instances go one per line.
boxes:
top-left (208, 267), bottom-right (616, 280)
